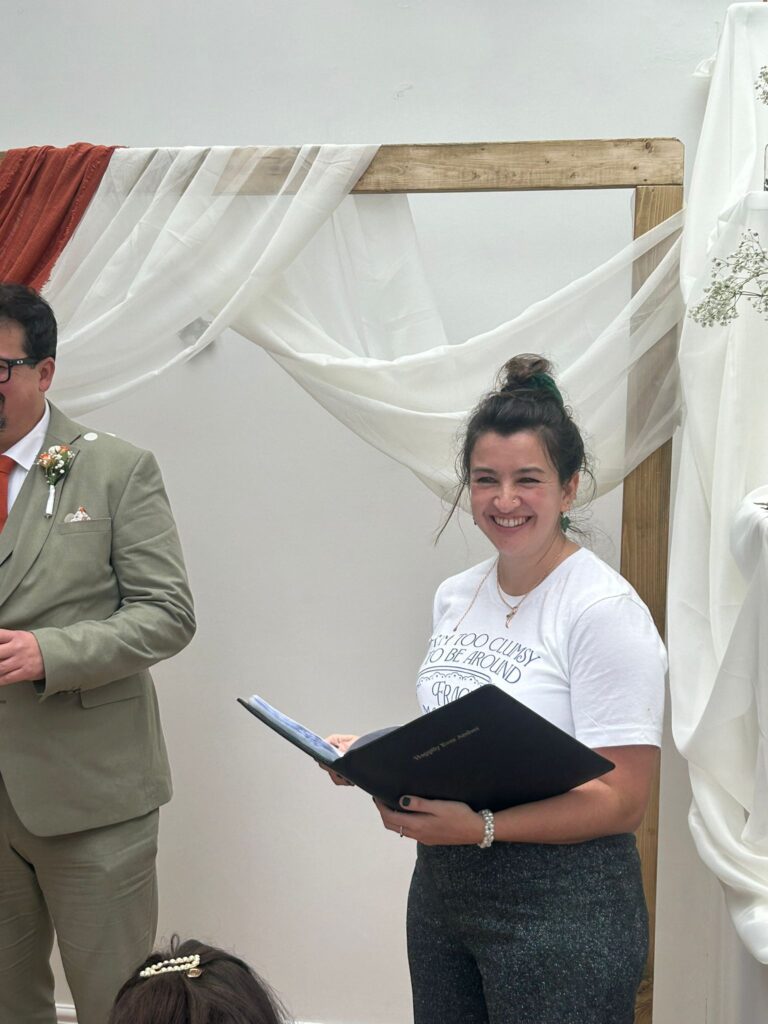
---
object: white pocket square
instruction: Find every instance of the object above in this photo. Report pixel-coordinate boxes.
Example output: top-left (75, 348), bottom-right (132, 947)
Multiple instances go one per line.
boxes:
top-left (64, 506), bottom-right (92, 522)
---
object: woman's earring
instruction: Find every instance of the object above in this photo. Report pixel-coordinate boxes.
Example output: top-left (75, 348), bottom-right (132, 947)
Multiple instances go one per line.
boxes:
top-left (560, 512), bottom-right (571, 532)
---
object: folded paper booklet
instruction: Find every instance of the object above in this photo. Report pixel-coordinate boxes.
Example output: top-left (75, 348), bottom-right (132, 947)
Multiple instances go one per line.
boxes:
top-left (238, 685), bottom-right (614, 812)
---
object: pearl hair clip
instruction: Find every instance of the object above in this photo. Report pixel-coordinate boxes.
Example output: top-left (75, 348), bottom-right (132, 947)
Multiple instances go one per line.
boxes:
top-left (139, 953), bottom-right (203, 979)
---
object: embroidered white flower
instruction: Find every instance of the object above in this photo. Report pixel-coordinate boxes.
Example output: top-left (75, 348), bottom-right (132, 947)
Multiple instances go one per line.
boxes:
top-left (755, 66), bottom-right (768, 106)
top-left (688, 230), bottom-right (768, 327)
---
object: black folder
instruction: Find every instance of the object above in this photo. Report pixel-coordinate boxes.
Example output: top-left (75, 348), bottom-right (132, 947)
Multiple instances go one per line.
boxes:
top-left (238, 684), bottom-right (613, 812)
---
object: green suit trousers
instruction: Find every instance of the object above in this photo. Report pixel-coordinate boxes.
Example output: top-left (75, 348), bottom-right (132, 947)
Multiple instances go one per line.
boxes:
top-left (0, 775), bottom-right (159, 1024)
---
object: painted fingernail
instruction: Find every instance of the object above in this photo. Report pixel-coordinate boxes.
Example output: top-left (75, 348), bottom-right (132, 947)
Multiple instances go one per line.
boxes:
top-left (400, 796), bottom-right (411, 808)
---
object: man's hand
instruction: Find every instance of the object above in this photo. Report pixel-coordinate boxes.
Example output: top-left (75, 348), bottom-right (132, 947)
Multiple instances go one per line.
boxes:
top-left (0, 630), bottom-right (44, 686)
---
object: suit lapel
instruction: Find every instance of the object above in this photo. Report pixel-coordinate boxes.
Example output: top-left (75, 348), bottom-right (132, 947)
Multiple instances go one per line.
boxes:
top-left (0, 405), bottom-right (84, 606)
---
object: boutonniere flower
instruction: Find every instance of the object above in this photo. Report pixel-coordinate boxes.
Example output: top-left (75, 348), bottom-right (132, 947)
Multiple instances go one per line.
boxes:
top-left (36, 445), bottom-right (76, 517)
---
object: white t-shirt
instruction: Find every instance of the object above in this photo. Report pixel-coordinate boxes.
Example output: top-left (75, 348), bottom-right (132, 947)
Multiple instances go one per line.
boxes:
top-left (416, 548), bottom-right (666, 748)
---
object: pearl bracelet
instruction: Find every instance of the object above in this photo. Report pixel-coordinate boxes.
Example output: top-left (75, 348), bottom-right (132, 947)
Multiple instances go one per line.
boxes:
top-left (477, 808), bottom-right (495, 848)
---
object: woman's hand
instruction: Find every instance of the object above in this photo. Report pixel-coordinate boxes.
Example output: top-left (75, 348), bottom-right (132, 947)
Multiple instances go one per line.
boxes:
top-left (374, 746), bottom-right (659, 845)
top-left (374, 795), bottom-right (485, 846)
top-left (320, 734), bottom-right (359, 786)
top-left (326, 734), bottom-right (358, 755)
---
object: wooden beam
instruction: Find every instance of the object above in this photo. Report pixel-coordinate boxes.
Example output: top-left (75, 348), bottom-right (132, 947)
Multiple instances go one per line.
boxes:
top-left (199, 138), bottom-right (686, 196)
top-left (355, 139), bottom-right (684, 192)
top-left (622, 183), bottom-right (684, 1024)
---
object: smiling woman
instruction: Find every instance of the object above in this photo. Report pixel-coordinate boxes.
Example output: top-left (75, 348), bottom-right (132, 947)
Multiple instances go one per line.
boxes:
top-left (329, 354), bottom-right (668, 1024)
top-left (469, 429), bottom-right (578, 591)
top-left (465, 357), bottom-right (584, 595)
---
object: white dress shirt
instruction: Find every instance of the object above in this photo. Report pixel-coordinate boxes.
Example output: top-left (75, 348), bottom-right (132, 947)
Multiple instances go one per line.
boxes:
top-left (3, 402), bottom-right (52, 512)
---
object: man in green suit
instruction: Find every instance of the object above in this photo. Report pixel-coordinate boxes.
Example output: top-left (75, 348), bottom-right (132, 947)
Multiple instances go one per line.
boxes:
top-left (0, 283), bottom-right (196, 1024)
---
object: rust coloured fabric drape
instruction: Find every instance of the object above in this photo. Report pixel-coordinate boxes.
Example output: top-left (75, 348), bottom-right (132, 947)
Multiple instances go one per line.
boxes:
top-left (0, 143), bottom-right (116, 291)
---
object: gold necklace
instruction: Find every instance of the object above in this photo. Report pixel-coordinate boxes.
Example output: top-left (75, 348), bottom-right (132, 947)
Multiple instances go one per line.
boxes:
top-left (495, 567), bottom-right (530, 626)
top-left (454, 542), bottom-right (570, 633)
top-left (452, 560), bottom-right (495, 632)
top-left (496, 542), bottom-right (569, 627)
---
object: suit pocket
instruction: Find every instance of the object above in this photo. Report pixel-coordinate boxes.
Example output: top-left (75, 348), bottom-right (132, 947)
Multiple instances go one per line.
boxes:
top-left (52, 517), bottom-right (113, 572)
top-left (54, 518), bottom-right (112, 534)
top-left (79, 676), bottom-right (144, 707)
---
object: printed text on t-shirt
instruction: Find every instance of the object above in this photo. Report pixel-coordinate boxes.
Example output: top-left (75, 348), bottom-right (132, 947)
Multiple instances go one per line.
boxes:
top-left (417, 632), bottom-right (542, 711)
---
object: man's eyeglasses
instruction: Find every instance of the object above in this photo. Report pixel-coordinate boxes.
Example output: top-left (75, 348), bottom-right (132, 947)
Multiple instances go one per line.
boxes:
top-left (0, 357), bottom-right (41, 383)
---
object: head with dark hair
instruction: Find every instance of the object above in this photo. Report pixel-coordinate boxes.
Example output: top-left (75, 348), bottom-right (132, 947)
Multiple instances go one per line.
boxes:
top-left (109, 937), bottom-right (290, 1024)
top-left (0, 282), bottom-right (57, 452)
top-left (441, 354), bottom-right (592, 539)
top-left (0, 282), bottom-right (57, 360)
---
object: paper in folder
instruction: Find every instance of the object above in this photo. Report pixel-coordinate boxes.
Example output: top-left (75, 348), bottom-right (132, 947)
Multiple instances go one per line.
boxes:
top-left (238, 684), bottom-right (614, 812)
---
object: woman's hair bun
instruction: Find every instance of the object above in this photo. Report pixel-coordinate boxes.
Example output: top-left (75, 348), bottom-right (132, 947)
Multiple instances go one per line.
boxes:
top-left (497, 354), bottom-right (564, 407)
top-left (497, 354), bottom-right (554, 393)
top-left (436, 350), bottom-right (593, 540)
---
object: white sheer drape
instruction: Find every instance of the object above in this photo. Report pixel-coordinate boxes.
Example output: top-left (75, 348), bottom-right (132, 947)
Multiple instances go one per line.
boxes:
top-left (681, 3), bottom-right (768, 300)
top-left (45, 144), bottom-right (683, 504)
top-left (44, 146), bottom-right (380, 407)
top-left (688, 484), bottom-right (768, 958)
top-left (241, 210), bottom-right (682, 501)
top-left (670, 193), bottom-right (768, 961)
top-left (668, 1), bottom-right (768, 962)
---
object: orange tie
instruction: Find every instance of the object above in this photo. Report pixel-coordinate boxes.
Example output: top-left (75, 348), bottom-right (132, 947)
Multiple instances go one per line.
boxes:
top-left (0, 455), bottom-right (16, 532)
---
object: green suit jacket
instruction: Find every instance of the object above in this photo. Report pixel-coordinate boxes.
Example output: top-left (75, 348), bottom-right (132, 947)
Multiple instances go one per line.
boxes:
top-left (0, 404), bottom-right (195, 836)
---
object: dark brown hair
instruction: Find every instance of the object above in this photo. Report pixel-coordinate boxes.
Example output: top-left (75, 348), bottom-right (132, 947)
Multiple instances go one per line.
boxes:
top-left (440, 353), bottom-right (592, 535)
top-left (0, 282), bottom-right (57, 360)
top-left (109, 937), bottom-right (290, 1024)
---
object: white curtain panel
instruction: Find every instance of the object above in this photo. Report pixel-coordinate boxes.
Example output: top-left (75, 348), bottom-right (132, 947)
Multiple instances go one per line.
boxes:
top-left (681, 2), bottom-right (768, 300)
top-left (689, 485), bottom-right (768, 960)
top-left (670, 192), bottom-right (768, 961)
top-left (44, 145), bottom-right (379, 409)
top-left (45, 144), bottom-right (683, 505)
top-left (237, 210), bottom-right (682, 502)
top-left (667, 1), bottom-right (768, 961)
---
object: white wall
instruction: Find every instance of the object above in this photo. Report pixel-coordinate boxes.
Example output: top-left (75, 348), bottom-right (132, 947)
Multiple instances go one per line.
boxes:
top-left (2, 2), bottom-right (765, 1021)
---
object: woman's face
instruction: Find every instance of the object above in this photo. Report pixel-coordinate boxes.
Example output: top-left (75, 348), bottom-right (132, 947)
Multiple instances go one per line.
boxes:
top-left (469, 430), bottom-right (578, 562)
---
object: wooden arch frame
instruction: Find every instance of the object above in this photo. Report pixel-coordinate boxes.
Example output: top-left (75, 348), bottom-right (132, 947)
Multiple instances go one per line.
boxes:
top-left (353, 138), bottom-right (684, 1024)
